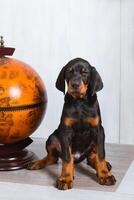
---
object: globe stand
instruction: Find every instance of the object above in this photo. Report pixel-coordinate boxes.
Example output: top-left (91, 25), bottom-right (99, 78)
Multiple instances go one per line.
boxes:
top-left (0, 137), bottom-right (36, 171)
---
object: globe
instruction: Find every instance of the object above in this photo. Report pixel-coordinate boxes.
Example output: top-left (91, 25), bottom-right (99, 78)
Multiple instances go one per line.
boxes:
top-left (0, 38), bottom-right (47, 144)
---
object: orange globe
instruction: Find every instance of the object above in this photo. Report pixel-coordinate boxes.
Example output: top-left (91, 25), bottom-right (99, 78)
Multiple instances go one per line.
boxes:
top-left (0, 57), bottom-right (47, 144)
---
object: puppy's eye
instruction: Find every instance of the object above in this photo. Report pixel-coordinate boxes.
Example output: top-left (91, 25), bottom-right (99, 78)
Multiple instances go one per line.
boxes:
top-left (81, 68), bottom-right (88, 75)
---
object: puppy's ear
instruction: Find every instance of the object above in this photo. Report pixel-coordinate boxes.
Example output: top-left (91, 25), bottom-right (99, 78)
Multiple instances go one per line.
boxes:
top-left (55, 67), bottom-right (65, 94)
top-left (89, 67), bottom-right (103, 96)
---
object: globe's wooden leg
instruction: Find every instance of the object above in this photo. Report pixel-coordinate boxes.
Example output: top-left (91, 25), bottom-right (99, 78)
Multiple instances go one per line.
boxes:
top-left (0, 137), bottom-right (36, 171)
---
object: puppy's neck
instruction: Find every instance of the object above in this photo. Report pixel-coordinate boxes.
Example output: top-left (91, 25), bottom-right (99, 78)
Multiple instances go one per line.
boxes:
top-left (64, 92), bottom-right (97, 105)
top-left (65, 92), bottom-right (88, 102)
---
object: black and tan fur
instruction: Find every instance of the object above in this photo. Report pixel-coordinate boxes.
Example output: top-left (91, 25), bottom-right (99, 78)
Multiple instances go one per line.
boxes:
top-left (27, 58), bottom-right (116, 190)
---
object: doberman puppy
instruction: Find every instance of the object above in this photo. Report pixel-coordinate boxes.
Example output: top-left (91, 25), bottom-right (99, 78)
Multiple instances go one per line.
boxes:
top-left (27, 58), bottom-right (116, 190)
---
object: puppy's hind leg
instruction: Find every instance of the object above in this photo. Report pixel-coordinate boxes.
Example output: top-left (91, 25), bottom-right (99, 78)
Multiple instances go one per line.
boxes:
top-left (87, 157), bottom-right (112, 172)
top-left (27, 135), bottom-right (61, 170)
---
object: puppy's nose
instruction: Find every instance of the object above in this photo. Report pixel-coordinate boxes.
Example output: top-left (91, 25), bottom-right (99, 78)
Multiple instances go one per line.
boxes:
top-left (72, 83), bottom-right (79, 89)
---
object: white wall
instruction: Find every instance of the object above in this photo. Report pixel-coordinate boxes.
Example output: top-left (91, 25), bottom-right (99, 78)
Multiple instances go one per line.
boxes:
top-left (120, 0), bottom-right (134, 144)
top-left (0, 0), bottom-right (133, 144)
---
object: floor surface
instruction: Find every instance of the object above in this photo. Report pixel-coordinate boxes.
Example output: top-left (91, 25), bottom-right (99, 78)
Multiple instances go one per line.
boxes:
top-left (0, 138), bottom-right (134, 199)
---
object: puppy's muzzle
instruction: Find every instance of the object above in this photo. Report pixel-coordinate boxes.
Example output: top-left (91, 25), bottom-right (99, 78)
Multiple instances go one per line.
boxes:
top-left (71, 81), bottom-right (80, 91)
top-left (68, 80), bottom-right (88, 97)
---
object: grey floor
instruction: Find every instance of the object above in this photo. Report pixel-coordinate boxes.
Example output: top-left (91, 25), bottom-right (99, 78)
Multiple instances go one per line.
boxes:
top-left (0, 138), bottom-right (134, 199)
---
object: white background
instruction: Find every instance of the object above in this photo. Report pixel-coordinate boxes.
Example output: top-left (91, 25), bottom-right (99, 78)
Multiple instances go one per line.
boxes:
top-left (0, 0), bottom-right (134, 144)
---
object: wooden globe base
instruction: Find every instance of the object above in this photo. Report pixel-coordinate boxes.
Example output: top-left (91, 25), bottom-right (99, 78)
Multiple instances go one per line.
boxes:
top-left (0, 137), bottom-right (36, 171)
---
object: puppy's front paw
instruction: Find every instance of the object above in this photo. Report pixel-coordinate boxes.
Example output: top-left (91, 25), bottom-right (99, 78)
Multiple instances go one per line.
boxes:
top-left (56, 177), bottom-right (73, 190)
top-left (98, 174), bottom-right (116, 186)
top-left (27, 160), bottom-right (44, 170)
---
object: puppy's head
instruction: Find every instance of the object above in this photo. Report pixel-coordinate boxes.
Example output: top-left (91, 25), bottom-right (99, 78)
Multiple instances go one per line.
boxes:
top-left (56, 58), bottom-right (103, 98)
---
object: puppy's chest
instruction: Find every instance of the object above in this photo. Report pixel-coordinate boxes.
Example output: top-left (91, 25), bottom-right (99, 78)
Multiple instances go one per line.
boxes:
top-left (64, 103), bottom-right (99, 128)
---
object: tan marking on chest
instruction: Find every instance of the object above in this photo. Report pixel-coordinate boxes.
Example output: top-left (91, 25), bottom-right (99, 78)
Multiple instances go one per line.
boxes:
top-left (86, 116), bottom-right (100, 126)
top-left (64, 117), bottom-right (77, 127)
